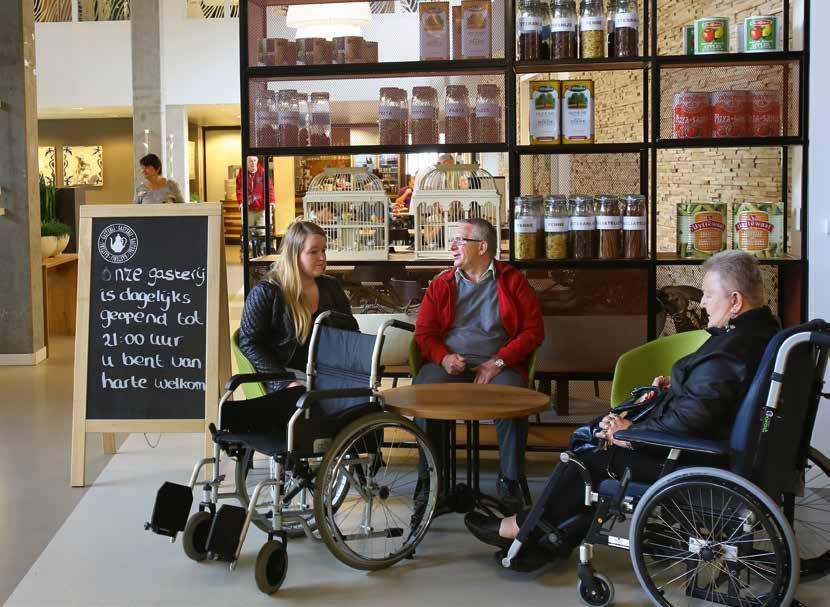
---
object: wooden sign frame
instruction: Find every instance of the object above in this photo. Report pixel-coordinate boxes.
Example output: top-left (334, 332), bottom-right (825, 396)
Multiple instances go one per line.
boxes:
top-left (71, 204), bottom-right (230, 487)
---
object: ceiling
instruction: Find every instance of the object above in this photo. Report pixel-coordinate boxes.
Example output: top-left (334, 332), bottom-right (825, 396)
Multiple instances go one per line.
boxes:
top-left (37, 104), bottom-right (243, 127)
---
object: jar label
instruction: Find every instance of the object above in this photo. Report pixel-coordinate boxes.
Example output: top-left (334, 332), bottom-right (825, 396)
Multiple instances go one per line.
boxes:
top-left (597, 215), bottom-right (623, 230)
top-left (544, 217), bottom-right (569, 233)
top-left (518, 16), bottom-right (543, 34)
top-left (445, 101), bottom-right (469, 118)
top-left (580, 16), bottom-right (605, 32)
top-left (615, 12), bottom-right (639, 29)
top-left (571, 216), bottom-right (596, 231)
top-left (462, 4), bottom-right (491, 59)
top-left (475, 102), bottom-right (501, 118)
top-left (378, 105), bottom-right (401, 120)
top-left (411, 105), bottom-right (438, 120)
top-left (551, 17), bottom-right (576, 33)
top-left (514, 218), bottom-right (539, 233)
top-left (530, 89), bottom-right (559, 140)
top-left (623, 216), bottom-right (647, 230)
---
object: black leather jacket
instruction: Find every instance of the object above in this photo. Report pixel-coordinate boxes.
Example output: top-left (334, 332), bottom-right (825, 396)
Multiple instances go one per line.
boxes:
top-left (239, 276), bottom-right (357, 392)
top-left (636, 306), bottom-right (780, 440)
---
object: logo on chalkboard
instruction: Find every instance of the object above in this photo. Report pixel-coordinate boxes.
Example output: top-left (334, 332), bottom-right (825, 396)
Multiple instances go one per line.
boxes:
top-left (98, 224), bottom-right (139, 264)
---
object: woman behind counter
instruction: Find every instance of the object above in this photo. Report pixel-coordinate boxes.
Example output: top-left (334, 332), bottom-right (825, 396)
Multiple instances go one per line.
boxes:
top-left (133, 153), bottom-right (185, 204)
top-left (239, 220), bottom-right (357, 392)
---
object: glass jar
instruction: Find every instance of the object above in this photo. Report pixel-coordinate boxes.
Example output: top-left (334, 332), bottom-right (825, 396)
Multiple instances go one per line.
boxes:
top-left (444, 85), bottom-right (470, 144)
top-left (379, 87), bottom-right (404, 145)
top-left (515, 196), bottom-right (542, 260)
top-left (517, 0), bottom-right (550, 61)
top-left (570, 195), bottom-right (596, 259)
top-left (544, 195), bottom-right (569, 259)
top-left (606, 0), bottom-right (617, 57)
top-left (623, 194), bottom-right (647, 258)
top-left (310, 92), bottom-right (331, 147)
top-left (277, 89), bottom-right (299, 148)
top-left (296, 92), bottom-right (310, 147)
top-left (398, 89), bottom-right (409, 144)
top-left (473, 84), bottom-right (502, 143)
top-left (580, 0), bottom-right (606, 59)
top-left (596, 195), bottom-right (622, 259)
top-left (255, 91), bottom-right (278, 148)
top-left (551, 0), bottom-right (577, 60)
top-left (410, 86), bottom-right (439, 145)
top-left (611, 0), bottom-right (638, 58)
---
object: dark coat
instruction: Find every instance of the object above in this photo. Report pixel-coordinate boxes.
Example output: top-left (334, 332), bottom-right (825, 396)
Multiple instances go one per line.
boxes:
top-left (239, 276), bottom-right (357, 392)
top-left (636, 306), bottom-right (780, 440)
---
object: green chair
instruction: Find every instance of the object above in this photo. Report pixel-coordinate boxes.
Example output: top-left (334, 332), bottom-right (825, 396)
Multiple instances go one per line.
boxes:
top-left (609, 330), bottom-right (710, 407)
top-left (232, 329), bottom-right (268, 400)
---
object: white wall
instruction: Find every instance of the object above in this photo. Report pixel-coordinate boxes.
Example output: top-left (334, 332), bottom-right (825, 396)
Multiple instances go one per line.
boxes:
top-left (809, 1), bottom-right (830, 455)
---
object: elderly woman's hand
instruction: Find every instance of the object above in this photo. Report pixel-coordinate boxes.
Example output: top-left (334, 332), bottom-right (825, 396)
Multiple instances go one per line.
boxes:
top-left (596, 412), bottom-right (633, 449)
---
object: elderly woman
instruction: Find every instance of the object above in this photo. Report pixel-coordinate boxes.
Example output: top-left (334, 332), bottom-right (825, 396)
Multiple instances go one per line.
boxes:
top-left (465, 250), bottom-right (780, 569)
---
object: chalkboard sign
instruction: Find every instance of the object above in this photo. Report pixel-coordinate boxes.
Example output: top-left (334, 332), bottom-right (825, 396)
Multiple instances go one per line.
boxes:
top-left (72, 204), bottom-right (229, 487)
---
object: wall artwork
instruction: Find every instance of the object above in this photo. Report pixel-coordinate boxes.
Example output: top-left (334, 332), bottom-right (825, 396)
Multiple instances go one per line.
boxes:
top-left (63, 146), bottom-right (103, 187)
top-left (38, 146), bottom-right (56, 185)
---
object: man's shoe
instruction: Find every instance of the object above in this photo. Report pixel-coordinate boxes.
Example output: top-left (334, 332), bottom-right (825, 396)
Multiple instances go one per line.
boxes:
top-left (497, 476), bottom-right (526, 515)
top-left (464, 512), bottom-right (512, 549)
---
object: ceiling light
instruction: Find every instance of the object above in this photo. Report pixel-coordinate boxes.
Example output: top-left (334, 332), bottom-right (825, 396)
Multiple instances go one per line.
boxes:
top-left (286, 3), bottom-right (371, 39)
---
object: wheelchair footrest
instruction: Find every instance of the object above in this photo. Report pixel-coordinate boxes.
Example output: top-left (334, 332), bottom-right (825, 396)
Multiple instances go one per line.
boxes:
top-left (144, 482), bottom-right (193, 539)
top-left (206, 505), bottom-right (247, 561)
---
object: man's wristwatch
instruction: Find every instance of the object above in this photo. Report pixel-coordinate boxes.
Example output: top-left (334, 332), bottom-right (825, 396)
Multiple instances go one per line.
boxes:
top-left (493, 358), bottom-right (505, 369)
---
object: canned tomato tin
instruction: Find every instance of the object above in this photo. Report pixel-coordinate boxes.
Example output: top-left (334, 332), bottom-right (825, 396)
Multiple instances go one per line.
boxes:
top-left (673, 92), bottom-right (712, 139)
top-left (750, 91), bottom-right (782, 137)
top-left (695, 17), bottom-right (729, 54)
top-left (711, 91), bottom-right (749, 138)
top-left (744, 16), bottom-right (780, 53)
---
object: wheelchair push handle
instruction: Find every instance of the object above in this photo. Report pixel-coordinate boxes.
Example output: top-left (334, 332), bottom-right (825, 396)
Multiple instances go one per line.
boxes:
top-left (389, 319), bottom-right (415, 332)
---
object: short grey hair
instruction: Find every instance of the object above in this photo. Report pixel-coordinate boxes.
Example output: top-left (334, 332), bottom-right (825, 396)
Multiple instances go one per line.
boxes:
top-left (702, 250), bottom-right (765, 305)
top-left (462, 218), bottom-right (498, 258)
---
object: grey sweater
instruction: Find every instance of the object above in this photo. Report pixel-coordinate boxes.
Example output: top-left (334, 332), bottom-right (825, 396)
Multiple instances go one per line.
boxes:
top-left (133, 180), bottom-right (185, 204)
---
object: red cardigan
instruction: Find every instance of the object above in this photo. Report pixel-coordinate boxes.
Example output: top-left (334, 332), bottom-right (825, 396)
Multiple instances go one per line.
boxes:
top-left (414, 260), bottom-right (544, 379)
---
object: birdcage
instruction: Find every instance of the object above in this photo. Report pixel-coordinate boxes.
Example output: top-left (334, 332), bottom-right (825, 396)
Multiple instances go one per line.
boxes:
top-left (303, 167), bottom-right (389, 260)
top-left (411, 163), bottom-right (501, 259)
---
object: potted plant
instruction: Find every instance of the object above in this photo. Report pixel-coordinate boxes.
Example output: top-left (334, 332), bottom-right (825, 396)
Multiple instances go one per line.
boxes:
top-left (39, 176), bottom-right (73, 256)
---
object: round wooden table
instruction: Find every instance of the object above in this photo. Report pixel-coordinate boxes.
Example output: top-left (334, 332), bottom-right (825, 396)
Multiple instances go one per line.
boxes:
top-left (382, 383), bottom-right (550, 514)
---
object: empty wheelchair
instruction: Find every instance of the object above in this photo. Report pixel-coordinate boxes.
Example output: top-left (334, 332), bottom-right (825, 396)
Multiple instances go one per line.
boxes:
top-left (500, 320), bottom-right (830, 606)
top-left (145, 312), bottom-right (440, 594)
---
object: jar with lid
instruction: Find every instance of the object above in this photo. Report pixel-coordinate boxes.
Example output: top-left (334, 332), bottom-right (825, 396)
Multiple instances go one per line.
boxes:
top-left (473, 84), bottom-right (502, 143)
top-left (255, 91), bottom-right (278, 148)
top-left (544, 195), bottom-right (569, 259)
top-left (410, 86), bottom-right (439, 145)
top-left (296, 92), bottom-right (310, 147)
top-left (398, 89), bottom-right (409, 144)
top-left (596, 195), bottom-right (622, 259)
top-left (623, 194), bottom-right (647, 258)
top-left (379, 87), bottom-right (404, 145)
top-left (611, 0), bottom-right (638, 57)
top-left (277, 90), bottom-right (299, 148)
top-left (310, 92), bottom-right (331, 146)
top-left (517, 0), bottom-right (550, 60)
top-left (569, 195), bottom-right (596, 259)
top-left (445, 85), bottom-right (470, 144)
top-left (606, 0), bottom-right (617, 57)
top-left (580, 0), bottom-right (606, 59)
top-left (551, 0), bottom-right (577, 60)
top-left (515, 196), bottom-right (542, 260)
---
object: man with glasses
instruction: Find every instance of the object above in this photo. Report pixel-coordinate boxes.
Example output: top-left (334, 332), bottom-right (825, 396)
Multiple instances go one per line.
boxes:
top-left (414, 218), bottom-right (544, 513)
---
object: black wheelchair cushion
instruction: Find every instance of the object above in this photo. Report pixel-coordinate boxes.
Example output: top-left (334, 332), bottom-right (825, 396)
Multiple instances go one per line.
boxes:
top-left (598, 479), bottom-right (650, 499)
top-left (615, 429), bottom-right (729, 455)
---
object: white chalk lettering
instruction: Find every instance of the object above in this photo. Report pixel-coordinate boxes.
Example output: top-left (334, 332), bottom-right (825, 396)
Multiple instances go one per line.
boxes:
top-left (103, 333), bottom-right (118, 347)
top-left (113, 267), bottom-right (143, 282)
top-left (177, 311), bottom-right (203, 326)
top-left (146, 266), bottom-right (207, 288)
top-left (154, 378), bottom-right (206, 391)
top-left (101, 371), bottom-right (148, 390)
top-left (171, 356), bottom-right (202, 369)
top-left (99, 310), bottom-right (168, 328)
top-left (150, 334), bottom-right (184, 347)
top-left (101, 355), bottom-right (114, 368)
top-left (121, 352), bottom-right (165, 368)
top-left (100, 290), bottom-right (116, 302)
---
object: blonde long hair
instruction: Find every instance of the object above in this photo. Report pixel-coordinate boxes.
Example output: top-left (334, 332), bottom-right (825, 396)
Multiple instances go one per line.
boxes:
top-left (265, 220), bottom-right (326, 343)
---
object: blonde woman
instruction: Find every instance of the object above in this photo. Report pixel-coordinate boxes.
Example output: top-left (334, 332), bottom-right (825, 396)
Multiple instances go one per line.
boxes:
top-left (239, 220), bottom-right (357, 392)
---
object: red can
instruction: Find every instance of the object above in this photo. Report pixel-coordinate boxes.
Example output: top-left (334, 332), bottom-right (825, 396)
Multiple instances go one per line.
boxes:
top-left (673, 92), bottom-right (712, 139)
top-left (711, 90), bottom-right (750, 138)
top-left (751, 90), bottom-right (782, 137)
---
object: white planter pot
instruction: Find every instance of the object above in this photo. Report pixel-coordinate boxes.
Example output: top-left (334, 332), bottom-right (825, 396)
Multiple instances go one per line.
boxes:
top-left (41, 236), bottom-right (58, 258)
top-left (55, 234), bottom-right (70, 255)
top-left (354, 313), bottom-right (418, 367)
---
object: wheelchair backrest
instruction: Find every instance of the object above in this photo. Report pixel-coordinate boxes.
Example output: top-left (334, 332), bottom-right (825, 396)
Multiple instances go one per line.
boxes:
top-left (730, 320), bottom-right (830, 498)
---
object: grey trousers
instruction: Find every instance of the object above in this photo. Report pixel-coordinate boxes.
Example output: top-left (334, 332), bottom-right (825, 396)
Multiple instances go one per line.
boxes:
top-left (414, 362), bottom-right (529, 481)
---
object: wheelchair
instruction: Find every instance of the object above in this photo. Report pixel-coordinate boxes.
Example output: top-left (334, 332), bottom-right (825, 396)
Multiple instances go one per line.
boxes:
top-left (499, 320), bottom-right (830, 607)
top-left (145, 312), bottom-right (440, 594)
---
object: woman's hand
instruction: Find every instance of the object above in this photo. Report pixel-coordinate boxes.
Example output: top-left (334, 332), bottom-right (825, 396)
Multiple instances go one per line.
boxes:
top-left (652, 375), bottom-right (671, 390)
top-left (595, 412), bottom-right (633, 449)
top-left (286, 380), bottom-right (304, 389)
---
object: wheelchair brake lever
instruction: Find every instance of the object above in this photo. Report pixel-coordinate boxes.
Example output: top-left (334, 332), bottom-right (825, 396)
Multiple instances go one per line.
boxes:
top-left (611, 467), bottom-right (632, 516)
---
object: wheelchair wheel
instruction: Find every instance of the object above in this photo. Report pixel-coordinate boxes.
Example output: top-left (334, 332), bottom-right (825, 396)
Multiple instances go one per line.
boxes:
top-left (255, 540), bottom-right (288, 595)
top-left (577, 572), bottom-right (614, 607)
top-left (314, 411), bottom-right (439, 571)
top-left (630, 467), bottom-right (798, 607)
top-left (182, 511), bottom-right (213, 562)
top-left (235, 448), bottom-right (348, 537)
top-left (793, 447), bottom-right (830, 563)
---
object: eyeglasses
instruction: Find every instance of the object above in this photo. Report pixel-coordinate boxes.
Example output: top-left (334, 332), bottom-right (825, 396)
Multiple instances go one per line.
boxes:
top-left (449, 236), bottom-right (483, 247)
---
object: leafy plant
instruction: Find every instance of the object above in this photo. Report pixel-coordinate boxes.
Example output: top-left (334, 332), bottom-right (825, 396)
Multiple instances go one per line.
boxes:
top-left (41, 219), bottom-right (72, 238)
top-left (39, 174), bottom-right (57, 223)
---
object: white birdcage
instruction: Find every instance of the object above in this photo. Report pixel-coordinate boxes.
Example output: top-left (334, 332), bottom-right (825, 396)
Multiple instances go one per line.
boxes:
top-left (303, 167), bottom-right (389, 260)
top-left (411, 163), bottom-right (501, 259)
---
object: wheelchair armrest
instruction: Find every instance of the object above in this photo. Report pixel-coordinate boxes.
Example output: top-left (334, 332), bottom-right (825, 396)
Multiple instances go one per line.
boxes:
top-left (295, 388), bottom-right (376, 411)
top-left (389, 319), bottom-right (415, 332)
top-left (224, 372), bottom-right (296, 392)
top-left (614, 428), bottom-right (729, 456)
